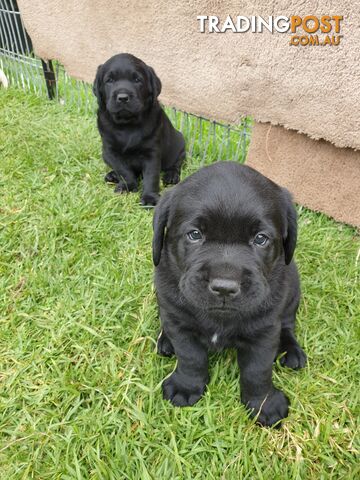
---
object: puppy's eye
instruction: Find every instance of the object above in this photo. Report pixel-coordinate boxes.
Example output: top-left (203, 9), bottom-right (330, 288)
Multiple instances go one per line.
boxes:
top-left (254, 233), bottom-right (269, 246)
top-left (187, 230), bottom-right (203, 242)
top-left (134, 76), bottom-right (142, 83)
top-left (105, 77), bottom-right (114, 84)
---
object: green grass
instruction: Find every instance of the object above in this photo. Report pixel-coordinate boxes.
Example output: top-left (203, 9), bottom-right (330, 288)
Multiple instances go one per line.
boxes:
top-left (0, 88), bottom-right (359, 479)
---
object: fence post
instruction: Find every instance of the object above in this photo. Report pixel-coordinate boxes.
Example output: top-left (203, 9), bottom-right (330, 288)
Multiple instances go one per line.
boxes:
top-left (41, 59), bottom-right (56, 99)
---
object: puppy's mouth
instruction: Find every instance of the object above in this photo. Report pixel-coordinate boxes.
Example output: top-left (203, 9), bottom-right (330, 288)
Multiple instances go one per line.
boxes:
top-left (107, 102), bottom-right (143, 123)
top-left (202, 290), bottom-right (243, 314)
top-left (208, 300), bottom-right (239, 313)
top-left (110, 110), bottom-right (136, 120)
top-left (208, 306), bottom-right (238, 313)
top-left (208, 307), bottom-right (239, 316)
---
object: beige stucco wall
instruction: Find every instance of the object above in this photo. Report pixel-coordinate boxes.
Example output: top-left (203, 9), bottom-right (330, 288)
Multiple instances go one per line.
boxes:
top-left (17, 0), bottom-right (360, 150)
top-left (247, 123), bottom-right (360, 228)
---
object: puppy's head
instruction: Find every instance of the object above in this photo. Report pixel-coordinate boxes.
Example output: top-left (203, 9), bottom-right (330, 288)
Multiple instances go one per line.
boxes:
top-left (153, 162), bottom-right (297, 315)
top-left (93, 53), bottom-right (161, 124)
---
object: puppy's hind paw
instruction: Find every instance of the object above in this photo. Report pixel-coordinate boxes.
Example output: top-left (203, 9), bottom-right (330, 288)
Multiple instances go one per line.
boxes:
top-left (157, 330), bottom-right (174, 357)
top-left (163, 170), bottom-right (180, 185)
top-left (280, 344), bottom-right (307, 370)
top-left (114, 182), bottom-right (138, 194)
top-left (105, 170), bottom-right (119, 184)
top-left (114, 183), bottom-right (127, 194)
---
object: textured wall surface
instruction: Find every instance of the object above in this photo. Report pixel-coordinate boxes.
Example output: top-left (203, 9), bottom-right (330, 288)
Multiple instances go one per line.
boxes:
top-left (247, 123), bottom-right (360, 228)
top-left (18, 0), bottom-right (360, 150)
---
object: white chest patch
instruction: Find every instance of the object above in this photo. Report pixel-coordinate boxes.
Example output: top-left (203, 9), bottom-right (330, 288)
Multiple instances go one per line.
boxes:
top-left (211, 333), bottom-right (218, 344)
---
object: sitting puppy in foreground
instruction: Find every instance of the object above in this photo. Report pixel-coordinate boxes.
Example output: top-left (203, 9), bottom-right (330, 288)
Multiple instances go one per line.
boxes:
top-left (153, 162), bottom-right (307, 427)
top-left (93, 53), bottom-right (185, 206)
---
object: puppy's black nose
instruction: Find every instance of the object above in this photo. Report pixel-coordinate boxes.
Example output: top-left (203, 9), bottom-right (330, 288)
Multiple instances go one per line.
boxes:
top-left (209, 278), bottom-right (240, 297)
top-left (116, 93), bottom-right (129, 103)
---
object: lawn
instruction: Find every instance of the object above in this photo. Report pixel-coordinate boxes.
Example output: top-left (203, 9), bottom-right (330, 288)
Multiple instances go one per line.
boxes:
top-left (0, 88), bottom-right (359, 479)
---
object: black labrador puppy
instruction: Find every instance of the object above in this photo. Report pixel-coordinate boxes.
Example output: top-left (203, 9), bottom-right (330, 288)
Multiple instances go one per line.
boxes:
top-left (153, 161), bottom-right (307, 427)
top-left (93, 53), bottom-right (185, 206)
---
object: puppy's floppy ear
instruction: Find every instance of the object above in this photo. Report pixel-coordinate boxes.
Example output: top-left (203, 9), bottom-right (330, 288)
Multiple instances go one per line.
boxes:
top-left (152, 189), bottom-right (173, 266)
top-left (147, 65), bottom-right (162, 105)
top-left (282, 188), bottom-right (298, 265)
top-left (93, 64), bottom-right (104, 106)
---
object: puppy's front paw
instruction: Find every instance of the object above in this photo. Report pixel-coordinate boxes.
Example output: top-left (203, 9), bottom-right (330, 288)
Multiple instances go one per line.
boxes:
top-left (141, 192), bottom-right (160, 207)
top-left (280, 344), bottom-right (307, 370)
top-left (162, 372), bottom-right (206, 407)
top-left (243, 388), bottom-right (289, 428)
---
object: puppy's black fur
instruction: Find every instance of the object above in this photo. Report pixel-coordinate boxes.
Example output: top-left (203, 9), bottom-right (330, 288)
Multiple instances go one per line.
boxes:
top-left (153, 162), bottom-right (306, 427)
top-left (93, 53), bottom-right (185, 206)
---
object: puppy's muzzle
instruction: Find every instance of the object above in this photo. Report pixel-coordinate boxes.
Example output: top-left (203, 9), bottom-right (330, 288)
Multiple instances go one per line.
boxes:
top-left (208, 278), bottom-right (240, 298)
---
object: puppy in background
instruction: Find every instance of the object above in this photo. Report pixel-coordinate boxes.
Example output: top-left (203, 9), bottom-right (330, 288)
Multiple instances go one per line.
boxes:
top-left (153, 161), bottom-right (307, 427)
top-left (93, 53), bottom-right (185, 206)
